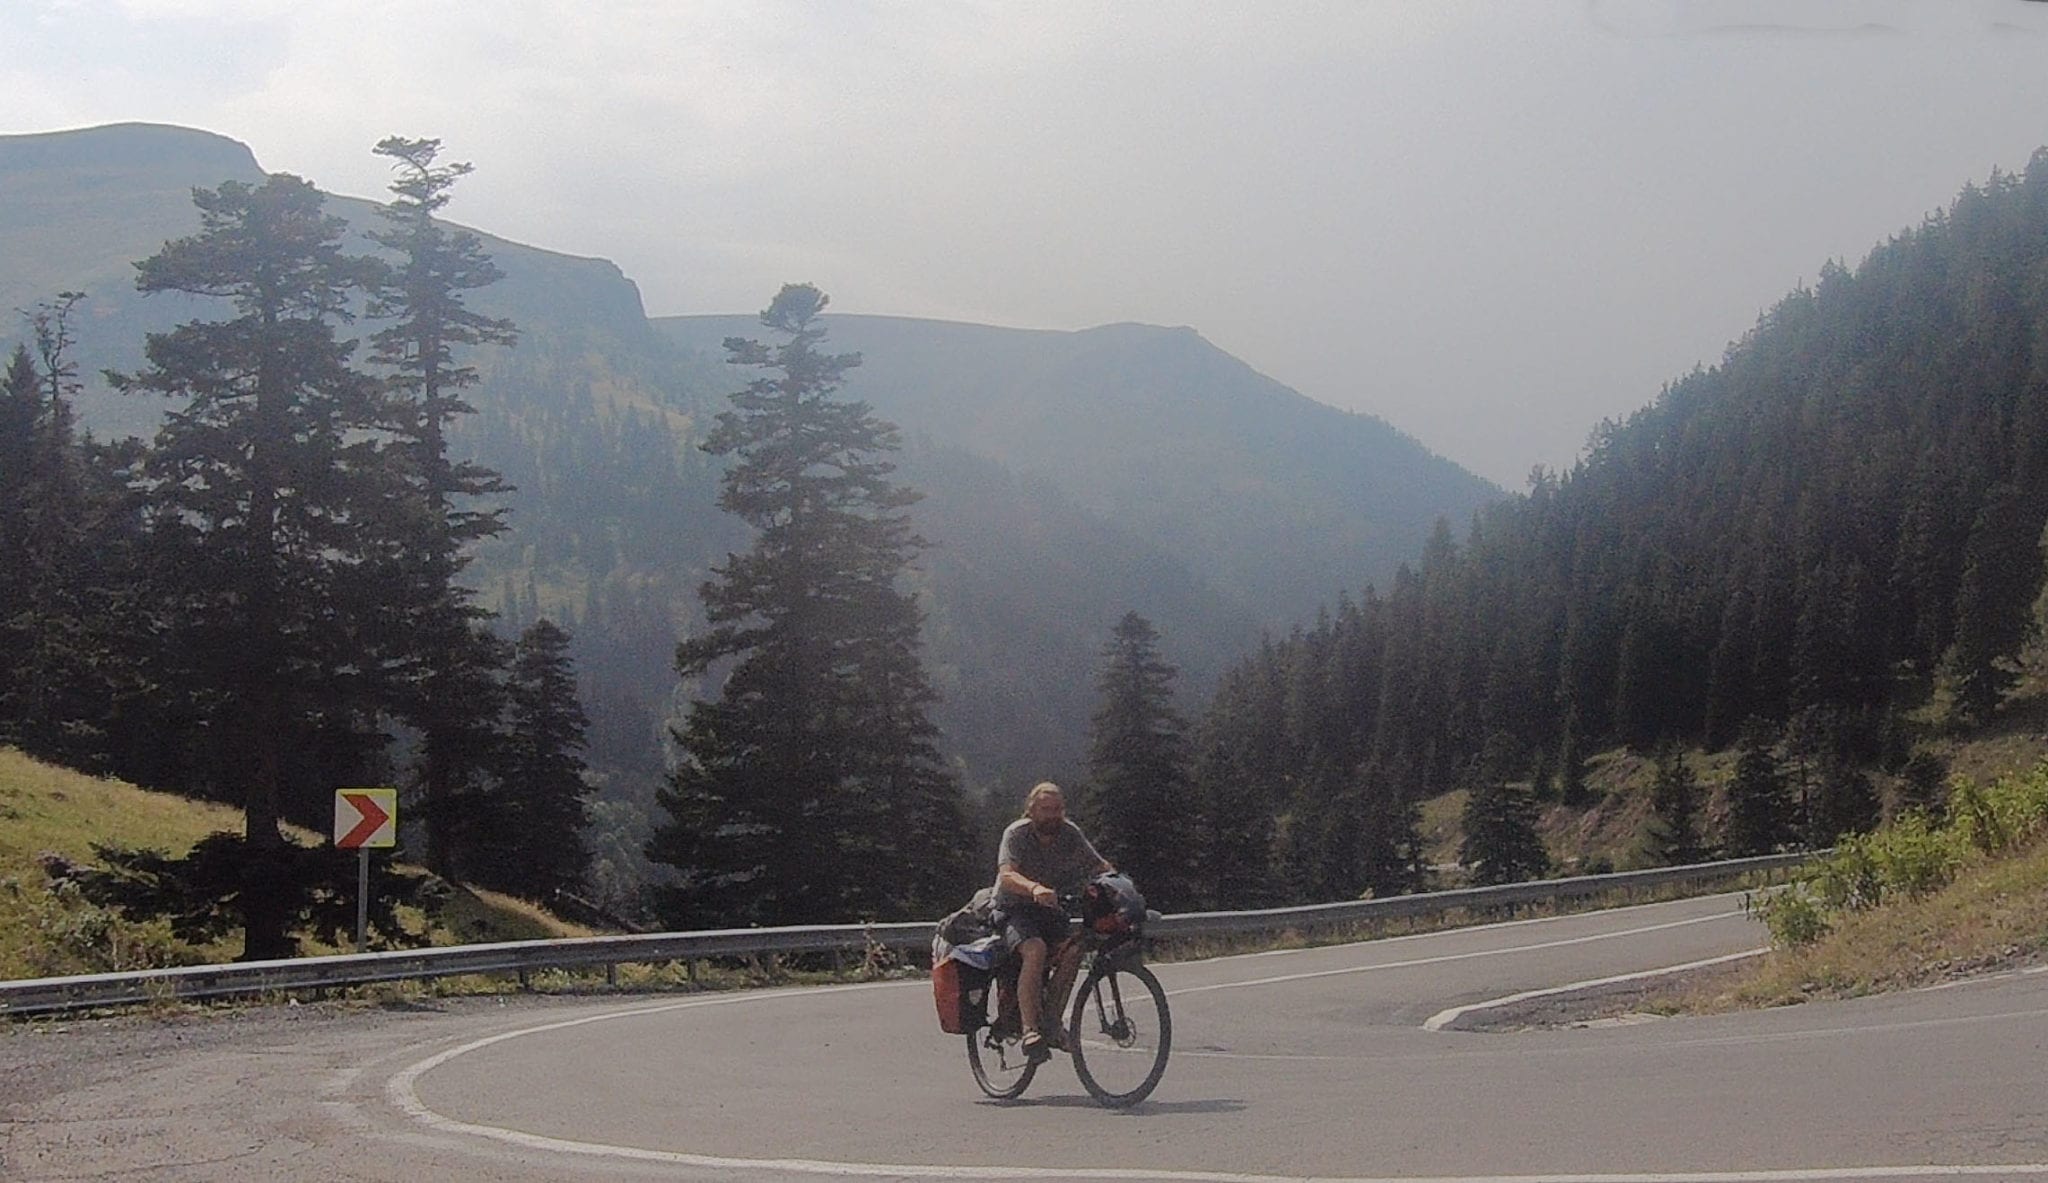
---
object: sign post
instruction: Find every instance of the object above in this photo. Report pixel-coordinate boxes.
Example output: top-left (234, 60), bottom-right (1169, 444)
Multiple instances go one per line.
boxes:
top-left (334, 788), bottom-right (397, 953)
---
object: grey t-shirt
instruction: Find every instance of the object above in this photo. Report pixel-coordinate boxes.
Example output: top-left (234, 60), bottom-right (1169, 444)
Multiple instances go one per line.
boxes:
top-left (994, 818), bottom-right (1105, 908)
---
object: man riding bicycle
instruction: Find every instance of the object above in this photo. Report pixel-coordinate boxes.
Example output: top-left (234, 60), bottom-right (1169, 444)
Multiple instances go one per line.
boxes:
top-left (993, 781), bottom-right (1112, 1062)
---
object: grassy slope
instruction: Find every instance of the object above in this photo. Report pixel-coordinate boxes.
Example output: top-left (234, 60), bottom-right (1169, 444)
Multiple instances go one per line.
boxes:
top-left (1421, 689), bottom-right (2048, 877)
top-left (0, 748), bottom-right (586, 981)
top-left (1714, 833), bottom-right (2048, 1007)
top-left (1, 748), bottom-right (251, 973)
top-left (1415, 688), bottom-right (2048, 1013)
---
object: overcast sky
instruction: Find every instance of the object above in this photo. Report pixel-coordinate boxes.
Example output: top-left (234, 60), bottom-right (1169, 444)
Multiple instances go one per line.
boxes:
top-left (9, 1), bottom-right (2048, 486)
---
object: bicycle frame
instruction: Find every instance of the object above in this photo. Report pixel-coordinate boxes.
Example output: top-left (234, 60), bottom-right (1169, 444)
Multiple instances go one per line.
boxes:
top-left (965, 884), bottom-right (1169, 1108)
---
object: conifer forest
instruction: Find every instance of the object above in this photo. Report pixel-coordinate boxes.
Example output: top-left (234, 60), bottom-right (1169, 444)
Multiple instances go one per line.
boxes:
top-left (5, 130), bottom-right (2048, 952)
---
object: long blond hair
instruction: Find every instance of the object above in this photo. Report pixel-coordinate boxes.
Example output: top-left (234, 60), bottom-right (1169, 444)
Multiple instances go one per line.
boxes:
top-left (1021, 781), bottom-right (1063, 817)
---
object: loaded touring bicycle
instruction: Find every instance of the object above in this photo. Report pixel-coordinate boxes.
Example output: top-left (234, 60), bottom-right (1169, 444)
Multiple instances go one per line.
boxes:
top-left (933, 872), bottom-right (1171, 1108)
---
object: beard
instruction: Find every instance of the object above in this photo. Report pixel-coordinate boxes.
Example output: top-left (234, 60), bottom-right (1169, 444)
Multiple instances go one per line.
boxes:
top-left (1032, 817), bottom-right (1063, 837)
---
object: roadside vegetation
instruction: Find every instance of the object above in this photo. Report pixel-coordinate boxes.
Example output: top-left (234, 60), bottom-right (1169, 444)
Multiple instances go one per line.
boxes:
top-left (0, 747), bottom-right (585, 984)
top-left (6, 734), bottom-right (2046, 1016)
top-left (1727, 756), bottom-right (2048, 1003)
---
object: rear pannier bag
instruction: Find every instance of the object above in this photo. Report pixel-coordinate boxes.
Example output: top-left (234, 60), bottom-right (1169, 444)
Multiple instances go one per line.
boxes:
top-left (932, 957), bottom-right (991, 1034)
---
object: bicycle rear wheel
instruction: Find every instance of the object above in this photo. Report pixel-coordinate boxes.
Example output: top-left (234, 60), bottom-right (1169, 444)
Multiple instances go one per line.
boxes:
top-left (1067, 960), bottom-right (1170, 1108)
top-left (966, 1025), bottom-right (1037, 1100)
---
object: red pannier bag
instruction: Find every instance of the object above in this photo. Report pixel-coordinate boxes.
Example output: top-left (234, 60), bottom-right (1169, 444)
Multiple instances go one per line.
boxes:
top-left (932, 957), bottom-right (991, 1034)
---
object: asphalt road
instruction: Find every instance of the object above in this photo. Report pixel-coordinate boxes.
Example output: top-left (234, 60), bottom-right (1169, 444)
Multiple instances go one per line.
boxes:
top-left (6, 892), bottom-right (2047, 1182)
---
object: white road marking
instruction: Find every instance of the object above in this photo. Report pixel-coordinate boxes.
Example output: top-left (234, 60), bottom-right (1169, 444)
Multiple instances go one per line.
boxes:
top-left (390, 1050), bottom-right (2048, 1183)
top-left (380, 902), bottom-right (2048, 1182)
top-left (1421, 948), bottom-right (1770, 1031)
top-left (1167, 911), bottom-right (1751, 998)
top-left (1190, 895), bottom-right (1744, 967)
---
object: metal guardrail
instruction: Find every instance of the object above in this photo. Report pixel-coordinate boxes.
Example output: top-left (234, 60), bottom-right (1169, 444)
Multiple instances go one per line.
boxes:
top-left (0, 852), bottom-right (1807, 1017)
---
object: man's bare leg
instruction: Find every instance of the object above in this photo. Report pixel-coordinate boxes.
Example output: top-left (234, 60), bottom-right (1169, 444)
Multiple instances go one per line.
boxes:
top-left (1017, 936), bottom-right (1048, 1049)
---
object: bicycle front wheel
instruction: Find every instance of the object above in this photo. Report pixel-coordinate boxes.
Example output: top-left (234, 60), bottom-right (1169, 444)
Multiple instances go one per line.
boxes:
top-left (966, 1025), bottom-right (1038, 1100)
top-left (1066, 960), bottom-right (1170, 1108)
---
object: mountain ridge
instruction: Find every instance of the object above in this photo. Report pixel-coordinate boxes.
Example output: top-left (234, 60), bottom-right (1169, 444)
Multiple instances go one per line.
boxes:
top-left (659, 312), bottom-right (1500, 619)
top-left (3, 122), bottom-right (1508, 898)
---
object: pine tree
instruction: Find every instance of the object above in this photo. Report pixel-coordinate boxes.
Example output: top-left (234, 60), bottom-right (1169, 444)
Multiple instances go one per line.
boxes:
top-left (1355, 756), bottom-right (1425, 897)
top-left (114, 173), bottom-right (398, 959)
top-left (1644, 746), bottom-right (1706, 865)
top-left (1721, 721), bottom-right (1792, 856)
top-left (366, 135), bottom-right (519, 876)
top-left (474, 619), bottom-right (593, 901)
top-left (647, 285), bottom-right (970, 928)
top-left (0, 345), bottom-right (43, 736)
top-left (1081, 612), bottom-right (1200, 909)
top-left (1894, 748), bottom-right (1950, 817)
top-left (1459, 733), bottom-right (1549, 886)
top-left (1272, 746), bottom-right (1350, 903)
top-left (0, 296), bottom-right (148, 770)
top-left (1188, 668), bottom-right (1281, 909)
top-left (1555, 709), bottom-right (1591, 807)
top-left (1813, 757), bottom-right (1880, 843)
top-left (1938, 484), bottom-right (2043, 724)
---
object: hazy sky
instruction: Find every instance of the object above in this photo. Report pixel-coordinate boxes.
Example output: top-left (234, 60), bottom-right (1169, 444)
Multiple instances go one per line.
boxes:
top-left (9, 1), bottom-right (2048, 487)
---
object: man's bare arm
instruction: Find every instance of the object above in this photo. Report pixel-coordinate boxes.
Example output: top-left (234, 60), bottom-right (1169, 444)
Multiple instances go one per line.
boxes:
top-left (999, 864), bottom-right (1058, 907)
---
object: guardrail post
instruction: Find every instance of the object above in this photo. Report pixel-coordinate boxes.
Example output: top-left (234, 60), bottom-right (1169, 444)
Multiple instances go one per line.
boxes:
top-left (686, 958), bottom-right (699, 985)
top-left (516, 968), bottom-right (530, 992)
top-left (605, 962), bottom-right (617, 988)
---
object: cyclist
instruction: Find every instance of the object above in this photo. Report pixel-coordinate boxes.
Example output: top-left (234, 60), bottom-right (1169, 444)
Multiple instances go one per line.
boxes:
top-left (992, 782), bottom-right (1112, 1061)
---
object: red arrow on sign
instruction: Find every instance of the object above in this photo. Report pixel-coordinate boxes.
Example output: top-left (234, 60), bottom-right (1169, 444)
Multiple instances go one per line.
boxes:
top-left (337, 791), bottom-right (392, 850)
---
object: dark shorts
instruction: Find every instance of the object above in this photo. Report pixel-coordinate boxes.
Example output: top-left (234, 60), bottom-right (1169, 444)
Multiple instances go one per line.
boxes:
top-left (994, 902), bottom-right (1070, 950)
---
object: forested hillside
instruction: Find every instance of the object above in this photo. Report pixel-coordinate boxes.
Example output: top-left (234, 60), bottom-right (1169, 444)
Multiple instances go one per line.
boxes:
top-left (1178, 153), bottom-right (2048, 907)
top-left (2, 122), bottom-right (1497, 916)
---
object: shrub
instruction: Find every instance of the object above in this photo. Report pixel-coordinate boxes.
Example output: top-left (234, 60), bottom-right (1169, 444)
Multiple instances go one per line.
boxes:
top-left (1750, 886), bottom-right (1831, 946)
top-left (1758, 760), bottom-right (2048, 948)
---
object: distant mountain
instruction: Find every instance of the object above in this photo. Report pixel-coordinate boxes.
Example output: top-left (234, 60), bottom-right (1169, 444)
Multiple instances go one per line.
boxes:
top-left (2, 123), bottom-right (665, 442)
top-left (3, 122), bottom-right (1502, 901)
top-left (658, 315), bottom-right (1500, 624)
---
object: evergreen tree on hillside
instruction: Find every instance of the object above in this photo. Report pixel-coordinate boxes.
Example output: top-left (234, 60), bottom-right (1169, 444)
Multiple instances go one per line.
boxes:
top-left (1189, 664), bottom-right (1282, 909)
top-left (0, 344), bottom-right (50, 743)
top-left (1356, 757), bottom-right (1426, 897)
top-left (1721, 721), bottom-right (1792, 856)
top-left (1644, 746), bottom-right (1706, 866)
top-left (1894, 748), bottom-right (1950, 817)
top-left (1189, 151), bottom-right (2048, 873)
top-left (366, 135), bottom-right (519, 876)
top-left (1555, 709), bottom-right (1591, 807)
top-left (473, 619), bottom-right (593, 901)
top-left (114, 174), bottom-right (399, 959)
top-left (0, 298), bottom-right (148, 771)
top-left (1081, 612), bottom-right (1200, 909)
top-left (1938, 484), bottom-right (2045, 725)
top-left (1813, 756), bottom-right (1880, 844)
top-left (1272, 746), bottom-right (1352, 903)
top-left (1459, 733), bottom-right (1549, 886)
top-left (648, 285), bottom-right (970, 927)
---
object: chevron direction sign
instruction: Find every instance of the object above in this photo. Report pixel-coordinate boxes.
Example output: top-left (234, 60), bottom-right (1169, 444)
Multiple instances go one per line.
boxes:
top-left (334, 788), bottom-right (397, 850)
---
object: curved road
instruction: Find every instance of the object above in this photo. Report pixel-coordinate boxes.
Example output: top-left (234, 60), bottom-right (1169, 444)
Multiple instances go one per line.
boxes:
top-left (7, 892), bottom-right (2047, 1182)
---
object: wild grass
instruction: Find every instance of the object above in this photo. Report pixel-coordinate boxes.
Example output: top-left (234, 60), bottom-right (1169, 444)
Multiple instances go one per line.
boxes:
top-left (1645, 836), bottom-right (2048, 1014)
top-left (0, 748), bottom-right (248, 975)
top-left (1749, 760), bottom-right (2048, 948)
top-left (0, 747), bottom-right (590, 984)
top-left (1624, 760), bottom-right (2048, 1016)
